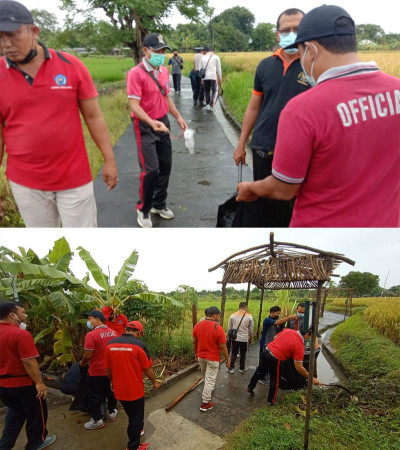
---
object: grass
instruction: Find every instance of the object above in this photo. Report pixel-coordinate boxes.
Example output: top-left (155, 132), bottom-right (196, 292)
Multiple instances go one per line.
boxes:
top-left (80, 56), bottom-right (133, 86)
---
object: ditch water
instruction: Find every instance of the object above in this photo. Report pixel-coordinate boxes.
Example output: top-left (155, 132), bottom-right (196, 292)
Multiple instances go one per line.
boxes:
top-left (318, 332), bottom-right (345, 383)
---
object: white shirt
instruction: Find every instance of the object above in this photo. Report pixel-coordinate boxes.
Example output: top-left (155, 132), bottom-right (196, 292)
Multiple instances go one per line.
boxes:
top-left (194, 53), bottom-right (203, 71)
top-left (200, 52), bottom-right (222, 81)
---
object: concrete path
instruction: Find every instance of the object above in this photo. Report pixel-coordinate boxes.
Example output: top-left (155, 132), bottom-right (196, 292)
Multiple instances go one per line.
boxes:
top-left (1, 312), bottom-right (345, 449)
top-left (94, 76), bottom-right (253, 227)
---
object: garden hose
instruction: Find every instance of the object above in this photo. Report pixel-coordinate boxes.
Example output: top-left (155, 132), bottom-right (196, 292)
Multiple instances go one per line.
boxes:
top-left (319, 382), bottom-right (358, 402)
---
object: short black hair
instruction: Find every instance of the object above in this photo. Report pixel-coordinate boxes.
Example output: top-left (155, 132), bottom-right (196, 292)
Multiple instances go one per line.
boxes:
top-left (276, 8), bottom-right (305, 30)
top-left (313, 17), bottom-right (357, 53)
top-left (239, 302), bottom-right (247, 309)
top-left (173, 49), bottom-right (178, 52)
top-left (270, 306), bottom-right (281, 313)
top-left (203, 46), bottom-right (210, 52)
top-left (205, 306), bottom-right (220, 316)
top-left (0, 301), bottom-right (21, 320)
top-left (297, 303), bottom-right (306, 309)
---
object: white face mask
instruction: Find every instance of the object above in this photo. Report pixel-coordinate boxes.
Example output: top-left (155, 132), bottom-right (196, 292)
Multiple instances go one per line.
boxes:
top-left (12, 314), bottom-right (27, 330)
top-left (301, 44), bottom-right (318, 86)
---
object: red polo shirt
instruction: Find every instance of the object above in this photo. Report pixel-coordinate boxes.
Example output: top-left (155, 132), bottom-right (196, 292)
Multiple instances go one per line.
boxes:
top-left (0, 45), bottom-right (96, 190)
top-left (105, 334), bottom-right (152, 401)
top-left (104, 314), bottom-right (129, 336)
top-left (267, 329), bottom-right (304, 362)
top-left (192, 319), bottom-right (226, 362)
top-left (127, 60), bottom-right (170, 120)
top-left (84, 326), bottom-right (117, 376)
top-left (0, 323), bottom-right (39, 388)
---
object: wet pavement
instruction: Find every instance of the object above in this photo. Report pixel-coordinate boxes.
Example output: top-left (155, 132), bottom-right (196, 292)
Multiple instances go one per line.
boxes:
top-left (94, 76), bottom-right (253, 227)
top-left (1, 312), bottom-right (345, 449)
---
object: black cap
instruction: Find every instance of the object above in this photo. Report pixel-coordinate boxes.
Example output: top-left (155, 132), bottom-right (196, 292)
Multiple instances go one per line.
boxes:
top-left (142, 33), bottom-right (171, 50)
top-left (84, 310), bottom-right (105, 322)
top-left (203, 46), bottom-right (210, 52)
top-left (0, 0), bottom-right (34, 32)
top-left (301, 327), bottom-right (321, 338)
top-left (205, 306), bottom-right (221, 316)
top-left (285, 4), bottom-right (355, 49)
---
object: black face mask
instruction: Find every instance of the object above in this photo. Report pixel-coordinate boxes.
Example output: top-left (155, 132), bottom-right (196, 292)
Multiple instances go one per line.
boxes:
top-left (16, 48), bottom-right (38, 64)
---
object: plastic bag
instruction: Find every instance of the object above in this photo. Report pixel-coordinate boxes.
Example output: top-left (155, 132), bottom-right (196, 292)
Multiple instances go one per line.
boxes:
top-left (184, 128), bottom-right (195, 154)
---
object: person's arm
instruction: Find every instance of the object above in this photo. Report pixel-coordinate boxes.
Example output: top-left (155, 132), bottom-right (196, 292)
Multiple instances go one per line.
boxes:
top-left (166, 96), bottom-right (188, 131)
top-left (216, 57), bottom-right (222, 83)
top-left (236, 175), bottom-right (300, 202)
top-left (0, 121), bottom-right (4, 165)
top-left (219, 342), bottom-right (230, 368)
top-left (248, 318), bottom-right (254, 343)
top-left (22, 358), bottom-right (47, 399)
top-left (129, 98), bottom-right (170, 133)
top-left (233, 94), bottom-right (263, 166)
top-left (144, 367), bottom-right (160, 389)
top-left (80, 350), bottom-right (94, 367)
top-left (274, 314), bottom-right (297, 326)
top-left (78, 97), bottom-right (118, 191)
top-left (192, 336), bottom-right (198, 360)
top-left (293, 361), bottom-right (319, 384)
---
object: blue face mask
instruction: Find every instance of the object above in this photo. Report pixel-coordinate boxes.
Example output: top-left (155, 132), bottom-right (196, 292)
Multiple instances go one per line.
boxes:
top-left (279, 32), bottom-right (298, 54)
top-left (148, 51), bottom-right (166, 67)
top-left (297, 313), bottom-right (305, 318)
top-left (301, 45), bottom-right (318, 86)
top-left (86, 321), bottom-right (93, 330)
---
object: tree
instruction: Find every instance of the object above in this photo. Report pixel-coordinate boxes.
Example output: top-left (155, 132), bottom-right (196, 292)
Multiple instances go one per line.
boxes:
top-left (213, 7), bottom-right (255, 36)
top-left (388, 285), bottom-right (400, 296)
top-left (31, 9), bottom-right (58, 43)
top-left (339, 271), bottom-right (380, 297)
top-left (61, 0), bottom-right (212, 64)
top-left (251, 23), bottom-right (276, 51)
top-left (356, 24), bottom-right (385, 44)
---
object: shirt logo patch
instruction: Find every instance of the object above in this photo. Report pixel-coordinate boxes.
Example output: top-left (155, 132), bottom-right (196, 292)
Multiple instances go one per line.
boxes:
top-left (297, 71), bottom-right (308, 86)
top-left (54, 74), bottom-right (67, 86)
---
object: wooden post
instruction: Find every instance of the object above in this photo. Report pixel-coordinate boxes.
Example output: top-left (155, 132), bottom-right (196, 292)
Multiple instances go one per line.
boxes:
top-left (320, 289), bottom-right (328, 317)
top-left (245, 281), bottom-right (251, 305)
top-left (256, 288), bottom-right (265, 339)
top-left (303, 280), bottom-right (323, 450)
top-left (192, 303), bottom-right (197, 328)
top-left (349, 290), bottom-right (353, 316)
top-left (221, 283), bottom-right (227, 328)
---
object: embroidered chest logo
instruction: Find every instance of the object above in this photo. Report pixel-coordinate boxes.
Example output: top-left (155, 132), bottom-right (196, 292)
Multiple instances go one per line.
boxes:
top-left (297, 71), bottom-right (308, 86)
top-left (54, 74), bottom-right (67, 86)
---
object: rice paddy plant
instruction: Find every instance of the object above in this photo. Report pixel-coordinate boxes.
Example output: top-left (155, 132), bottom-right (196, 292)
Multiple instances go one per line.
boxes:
top-left (80, 56), bottom-right (134, 85)
top-left (364, 300), bottom-right (400, 345)
top-left (331, 297), bottom-right (400, 307)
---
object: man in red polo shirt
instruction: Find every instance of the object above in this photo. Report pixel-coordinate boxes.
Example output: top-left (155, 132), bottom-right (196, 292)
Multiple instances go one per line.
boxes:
top-left (105, 320), bottom-right (159, 450)
top-left (192, 306), bottom-right (230, 412)
top-left (102, 306), bottom-right (129, 336)
top-left (237, 5), bottom-right (400, 227)
top-left (80, 310), bottom-right (118, 430)
top-left (247, 328), bottom-right (320, 404)
top-left (127, 32), bottom-right (188, 228)
top-left (0, 1), bottom-right (118, 227)
top-left (0, 301), bottom-right (56, 449)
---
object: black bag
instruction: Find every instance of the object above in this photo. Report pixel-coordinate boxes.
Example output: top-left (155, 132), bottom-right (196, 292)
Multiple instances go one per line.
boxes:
top-left (199, 54), bottom-right (213, 79)
top-left (227, 312), bottom-right (247, 341)
top-left (217, 163), bottom-right (242, 227)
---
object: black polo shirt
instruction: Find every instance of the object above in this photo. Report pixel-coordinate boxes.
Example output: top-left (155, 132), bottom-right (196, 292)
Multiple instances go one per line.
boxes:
top-left (251, 49), bottom-right (310, 152)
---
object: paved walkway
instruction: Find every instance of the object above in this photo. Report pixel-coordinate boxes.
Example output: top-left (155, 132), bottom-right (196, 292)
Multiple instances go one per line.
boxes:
top-left (94, 76), bottom-right (252, 227)
top-left (2, 312), bottom-right (345, 449)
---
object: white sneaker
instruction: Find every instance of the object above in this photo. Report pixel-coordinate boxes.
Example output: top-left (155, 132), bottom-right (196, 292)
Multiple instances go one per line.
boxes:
top-left (150, 207), bottom-right (174, 220)
top-left (225, 368), bottom-right (235, 374)
top-left (84, 418), bottom-right (105, 430)
top-left (137, 210), bottom-right (152, 228)
top-left (108, 409), bottom-right (118, 421)
top-left (206, 105), bottom-right (211, 110)
top-left (239, 368), bottom-right (248, 373)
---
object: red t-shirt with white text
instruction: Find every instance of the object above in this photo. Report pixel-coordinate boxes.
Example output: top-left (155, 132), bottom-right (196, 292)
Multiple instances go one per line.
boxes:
top-left (192, 319), bottom-right (226, 362)
top-left (0, 323), bottom-right (39, 388)
top-left (272, 64), bottom-right (400, 227)
top-left (104, 314), bottom-right (129, 336)
top-left (0, 48), bottom-right (97, 190)
top-left (84, 326), bottom-right (117, 376)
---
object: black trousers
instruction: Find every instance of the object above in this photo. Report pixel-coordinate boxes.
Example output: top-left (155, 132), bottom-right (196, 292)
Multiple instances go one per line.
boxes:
top-left (251, 149), bottom-right (293, 227)
top-left (229, 341), bottom-right (248, 370)
top-left (87, 375), bottom-right (117, 421)
top-left (172, 74), bottom-right (182, 92)
top-left (203, 80), bottom-right (217, 106)
top-left (120, 397), bottom-right (145, 450)
top-left (190, 72), bottom-right (204, 103)
top-left (133, 115), bottom-right (172, 215)
top-left (0, 384), bottom-right (48, 450)
top-left (248, 350), bottom-right (281, 404)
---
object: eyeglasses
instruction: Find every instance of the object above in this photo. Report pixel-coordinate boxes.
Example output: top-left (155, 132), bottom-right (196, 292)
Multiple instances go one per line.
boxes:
top-left (278, 27), bottom-right (299, 34)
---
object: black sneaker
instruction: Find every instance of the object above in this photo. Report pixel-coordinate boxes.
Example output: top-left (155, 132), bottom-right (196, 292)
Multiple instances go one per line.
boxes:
top-left (246, 387), bottom-right (254, 395)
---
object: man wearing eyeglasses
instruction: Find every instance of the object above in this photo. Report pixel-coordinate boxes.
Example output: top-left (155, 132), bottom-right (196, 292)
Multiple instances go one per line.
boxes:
top-left (233, 8), bottom-right (309, 227)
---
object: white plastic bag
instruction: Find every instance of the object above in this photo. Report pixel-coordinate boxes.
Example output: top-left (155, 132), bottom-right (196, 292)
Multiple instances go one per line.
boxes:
top-left (184, 128), bottom-right (195, 154)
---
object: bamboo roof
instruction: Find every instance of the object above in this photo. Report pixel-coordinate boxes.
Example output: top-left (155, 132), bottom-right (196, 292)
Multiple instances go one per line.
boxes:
top-left (209, 233), bottom-right (355, 290)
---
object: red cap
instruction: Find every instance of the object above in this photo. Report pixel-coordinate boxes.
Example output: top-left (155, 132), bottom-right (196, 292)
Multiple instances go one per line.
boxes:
top-left (127, 320), bottom-right (144, 335)
top-left (102, 306), bottom-right (114, 320)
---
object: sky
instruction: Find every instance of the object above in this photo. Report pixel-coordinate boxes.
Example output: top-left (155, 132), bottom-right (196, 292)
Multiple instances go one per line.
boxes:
top-left (26, 0), bottom-right (400, 34)
top-left (0, 229), bottom-right (399, 292)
